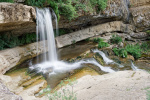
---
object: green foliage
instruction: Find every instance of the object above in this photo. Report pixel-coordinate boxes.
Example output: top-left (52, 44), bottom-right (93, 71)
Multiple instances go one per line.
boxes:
top-left (40, 78), bottom-right (77, 100)
top-left (25, 0), bottom-right (108, 20)
top-left (146, 30), bottom-right (150, 34)
top-left (98, 41), bottom-right (109, 49)
top-left (141, 42), bottom-right (150, 52)
top-left (59, 3), bottom-right (77, 20)
top-left (92, 38), bottom-right (109, 48)
top-left (110, 34), bottom-right (122, 44)
top-left (0, 0), bottom-right (14, 3)
top-left (125, 44), bottom-right (142, 59)
top-left (93, 38), bottom-right (103, 43)
top-left (90, 0), bottom-right (108, 11)
top-left (147, 90), bottom-right (150, 100)
top-left (0, 33), bottom-right (36, 50)
top-left (113, 48), bottom-right (127, 58)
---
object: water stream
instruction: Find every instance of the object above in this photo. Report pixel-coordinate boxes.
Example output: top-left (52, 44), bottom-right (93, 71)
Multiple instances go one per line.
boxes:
top-left (29, 8), bottom-right (115, 78)
top-left (93, 49), bottom-right (124, 68)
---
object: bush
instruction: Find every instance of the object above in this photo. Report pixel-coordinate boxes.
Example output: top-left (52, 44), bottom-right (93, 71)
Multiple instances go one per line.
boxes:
top-left (98, 41), bottom-right (109, 49)
top-left (25, 0), bottom-right (108, 20)
top-left (125, 44), bottom-right (142, 59)
top-left (0, 33), bottom-right (36, 50)
top-left (93, 38), bottom-right (103, 43)
top-left (110, 34), bottom-right (122, 44)
top-left (113, 48), bottom-right (127, 58)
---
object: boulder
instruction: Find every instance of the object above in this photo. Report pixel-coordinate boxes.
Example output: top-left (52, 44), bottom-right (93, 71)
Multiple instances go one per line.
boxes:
top-left (0, 3), bottom-right (36, 35)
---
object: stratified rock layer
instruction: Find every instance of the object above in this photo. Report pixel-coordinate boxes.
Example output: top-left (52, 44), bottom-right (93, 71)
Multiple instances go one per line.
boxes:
top-left (0, 41), bottom-right (47, 74)
top-left (0, 3), bottom-right (36, 35)
top-left (56, 21), bottom-right (135, 48)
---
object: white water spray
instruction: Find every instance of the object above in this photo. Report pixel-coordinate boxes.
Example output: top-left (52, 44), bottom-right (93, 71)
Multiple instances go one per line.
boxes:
top-left (30, 8), bottom-right (115, 76)
top-left (131, 61), bottom-right (139, 71)
top-left (93, 49), bottom-right (124, 68)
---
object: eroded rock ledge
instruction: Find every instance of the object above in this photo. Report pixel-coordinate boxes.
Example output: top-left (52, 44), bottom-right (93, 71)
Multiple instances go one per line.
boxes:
top-left (56, 21), bottom-right (135, 48)
top-left (0, 3), bottom-right (36, 35)
top-left (0, 41), bottom-right (47, 74)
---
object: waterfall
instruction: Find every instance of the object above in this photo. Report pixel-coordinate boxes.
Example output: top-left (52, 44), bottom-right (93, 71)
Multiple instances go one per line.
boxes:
top-left (29, 8), bottom-right (115, 76)
top-left (36, 8), bottom-right (57, 62)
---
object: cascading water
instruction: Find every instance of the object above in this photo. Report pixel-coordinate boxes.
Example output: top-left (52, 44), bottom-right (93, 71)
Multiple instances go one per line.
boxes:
top-left (93, 49), bottom-right (124, 68)
top-left (30, 8), bottom-right (115, 77)
top-left (36, 8), bottom-right (57, 62)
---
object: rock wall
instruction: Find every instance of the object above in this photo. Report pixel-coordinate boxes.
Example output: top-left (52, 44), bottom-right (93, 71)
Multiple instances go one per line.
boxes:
top-left (0, 3), bottom-right (36, 35)
top-left (0, 0), bottom-right (149, 34)
top-left (0, 41), bottom-right (47, 74)
top-left (129, 0), bottom-right (150, 31)
top-left (56, 21), bottom-right (135, 48)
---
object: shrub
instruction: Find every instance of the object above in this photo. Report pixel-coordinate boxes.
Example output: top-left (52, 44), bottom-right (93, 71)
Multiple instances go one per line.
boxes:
top-left (113, 48), bottom-right (127, 58)
top-left (0, 33), bottom-right (36, 50)
top-left (125, 44), bottom-right (142, 59)
top-left (25, 0), bottom-right (108, 20)
top-left (98, 41), bottom-right (109, 48)
top-left (110, 34), bottom-right (122, 44)
top-left (93, 38), bottom-right (103, 43)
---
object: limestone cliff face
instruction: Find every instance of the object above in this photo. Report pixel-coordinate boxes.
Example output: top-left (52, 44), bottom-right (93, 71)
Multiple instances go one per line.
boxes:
top-left (129, 0), bottom-right (150, 31)
top-left (58, 0), bottom-right (150, 31)
top-left (0, 0), bottom-right (149, 34)
top-left (0, 3), bottom-right (36, 35)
